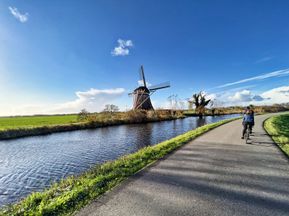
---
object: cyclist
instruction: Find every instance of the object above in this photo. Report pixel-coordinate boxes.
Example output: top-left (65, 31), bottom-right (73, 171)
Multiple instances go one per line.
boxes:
top-left (241, 107), bottom-right (254, 139)
top-left (249, 105), bottom-right (255, 133)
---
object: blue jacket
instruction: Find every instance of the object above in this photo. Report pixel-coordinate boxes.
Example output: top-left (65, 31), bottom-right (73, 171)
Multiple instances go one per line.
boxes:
top-left (243, 113), bottom-right (254, 123)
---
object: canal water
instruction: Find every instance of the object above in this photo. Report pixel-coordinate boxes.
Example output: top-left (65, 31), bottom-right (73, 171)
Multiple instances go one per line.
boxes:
top-left (0, 114), bottom-right (239, 207)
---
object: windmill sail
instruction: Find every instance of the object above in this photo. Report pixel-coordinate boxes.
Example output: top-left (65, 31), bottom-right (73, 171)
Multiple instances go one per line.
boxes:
top-left (149, 82), bottom-right (170, 91)
top-left (140, 65), bottom-right (147, 87)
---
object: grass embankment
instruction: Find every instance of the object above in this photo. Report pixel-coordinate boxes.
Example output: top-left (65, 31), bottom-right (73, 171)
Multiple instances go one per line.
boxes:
top-left (0, 110), bottom-right (182, 140)
top-left (264, 114), bottom-right (289, 156)
top-left (0, 117), bottom-right (237, 216)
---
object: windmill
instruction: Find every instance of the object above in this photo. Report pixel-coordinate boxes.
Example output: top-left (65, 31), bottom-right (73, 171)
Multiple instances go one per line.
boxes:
top-left (129, 65), bottom-right (170, 110)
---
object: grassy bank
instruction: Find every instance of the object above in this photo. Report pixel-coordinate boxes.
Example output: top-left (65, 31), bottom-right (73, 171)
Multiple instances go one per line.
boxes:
top-left (264, 114), bottom-right (289, 156)
top-left (0, 110), bottom-right (183, 140)
top-left (0, 117), bottom-right (237, 216)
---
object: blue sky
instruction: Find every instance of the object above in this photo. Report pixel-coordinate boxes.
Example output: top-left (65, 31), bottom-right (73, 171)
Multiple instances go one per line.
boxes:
top-left (1, 0), bottom-right (289, 115)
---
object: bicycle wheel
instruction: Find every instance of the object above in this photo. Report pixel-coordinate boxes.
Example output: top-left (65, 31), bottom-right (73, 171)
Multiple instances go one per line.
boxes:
top-left (245, 128), bottom-right (250, 144)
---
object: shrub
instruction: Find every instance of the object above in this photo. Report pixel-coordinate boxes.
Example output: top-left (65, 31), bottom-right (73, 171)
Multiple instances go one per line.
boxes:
top-left (77, 109), bottom-right (90, 121)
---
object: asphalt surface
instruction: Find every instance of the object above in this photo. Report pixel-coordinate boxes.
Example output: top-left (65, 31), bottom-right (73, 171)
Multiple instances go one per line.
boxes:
top-left (76, 113), bottom-right (289, 216)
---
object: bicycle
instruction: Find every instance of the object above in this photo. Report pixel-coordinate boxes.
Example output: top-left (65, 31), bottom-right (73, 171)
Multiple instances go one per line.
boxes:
top-left (244, 122), bottom-right (251, 144)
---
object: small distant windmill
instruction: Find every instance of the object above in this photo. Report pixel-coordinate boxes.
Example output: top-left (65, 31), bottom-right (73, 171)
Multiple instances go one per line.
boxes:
top-left (129, 65), bottom-right (170, 110)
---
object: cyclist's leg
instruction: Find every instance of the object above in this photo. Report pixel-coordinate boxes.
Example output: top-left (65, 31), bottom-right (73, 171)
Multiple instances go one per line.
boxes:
top-left (242, 122), bottom-right (247, 138)
top-left (246, 122), bottom-right (250, 135)
top-left (249, 123), bottom-right (253, 133)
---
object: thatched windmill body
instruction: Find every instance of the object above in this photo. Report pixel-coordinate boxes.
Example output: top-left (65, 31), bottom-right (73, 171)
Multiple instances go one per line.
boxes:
top-left (129, 65), bottom-right (170, 110)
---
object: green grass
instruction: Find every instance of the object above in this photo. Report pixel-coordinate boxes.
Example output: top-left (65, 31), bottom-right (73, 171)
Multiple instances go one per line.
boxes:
top-left (0, 117), bottom-right (237, 216)
top-left (0, 115), bottom-right (78, 131)
top-left (264, 114), bottom-right (289, 156)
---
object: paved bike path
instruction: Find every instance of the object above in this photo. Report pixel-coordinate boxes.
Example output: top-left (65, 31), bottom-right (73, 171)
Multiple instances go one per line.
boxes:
top-left (76, 113), bottom-right (289, 216)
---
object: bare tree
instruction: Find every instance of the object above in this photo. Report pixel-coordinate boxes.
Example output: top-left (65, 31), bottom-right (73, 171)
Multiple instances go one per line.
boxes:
top-left (103, 104), bottom-right (119, 113)
top-left (210, 98), bottom-right (225, 115)
top-left (78, 109), bottom-right (90, 121)
top-left (179, 100), bottom-right (186, 110)
top-left (167, 94), bottom-right (179, 110)
top-left (188, 92), bottom-right (211, 117)
top-left (188, 99), bottom-right (193, 110)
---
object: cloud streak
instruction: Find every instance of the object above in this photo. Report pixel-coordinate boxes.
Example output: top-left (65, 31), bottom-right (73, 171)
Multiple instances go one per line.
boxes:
top-left (111, 39), bottom-right (133, 56)
top-left (216, 68), bottom-right (289, 89)
top-left (8, 6), bottom-right (29, 23)
top-left (255, 56), bottom-right (273, 64)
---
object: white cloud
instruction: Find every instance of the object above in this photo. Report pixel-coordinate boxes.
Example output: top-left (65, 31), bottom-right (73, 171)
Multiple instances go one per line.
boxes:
top-left (8, 6), bottom-right (29, 23)
top-left (252, 95), bottom-right (264, 101)
top-left (154, 97), bottom-right (189, 110)
top-left (3, 88), bottom-right (125, 116)
top-left (228, 89), bottom-right (265, 103)
top-left (206, 93), bottom-right (217, 101)
top-left (215, 86), bottom-right (289, 106)
top-left (51, 88), bottom-right (125, 113)
top-left (229, 90), bottom-right (253, 102)
top-left (261, 86), bottom-right (289, 104)
top-left (137, 80), bottom-right (152, 87)
top-left (216, 68), bottom-right (289, 89)
top-left (111, 39), bottom-right (133, 56)
top-left (153, 100), bottom-right (173, 110)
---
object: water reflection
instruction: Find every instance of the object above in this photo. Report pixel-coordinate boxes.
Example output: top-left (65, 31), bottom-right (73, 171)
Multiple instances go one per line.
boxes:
top-left (0, 114), bottom-right (239, 207)
top-left (196, 117), bottom-right (207, 126)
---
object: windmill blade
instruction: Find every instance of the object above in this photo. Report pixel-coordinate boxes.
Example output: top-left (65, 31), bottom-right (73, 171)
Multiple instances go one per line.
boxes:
top-left (149, 82), bottom-right (170, 91)
top-left (139, 65), bottom-right (147, 87)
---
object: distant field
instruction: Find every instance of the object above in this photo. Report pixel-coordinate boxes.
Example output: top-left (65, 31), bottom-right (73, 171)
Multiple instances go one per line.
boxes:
top-left (0, 115), bottom-right (78, 130)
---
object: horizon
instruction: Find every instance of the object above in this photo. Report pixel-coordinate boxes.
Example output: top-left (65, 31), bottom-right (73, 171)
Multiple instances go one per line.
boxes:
top-left (1, 0), bottom-right (289, 116)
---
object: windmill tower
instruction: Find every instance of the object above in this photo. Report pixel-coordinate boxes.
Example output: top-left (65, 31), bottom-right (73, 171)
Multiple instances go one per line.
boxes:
top-left (129, 65), bottom-right (170, 110)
